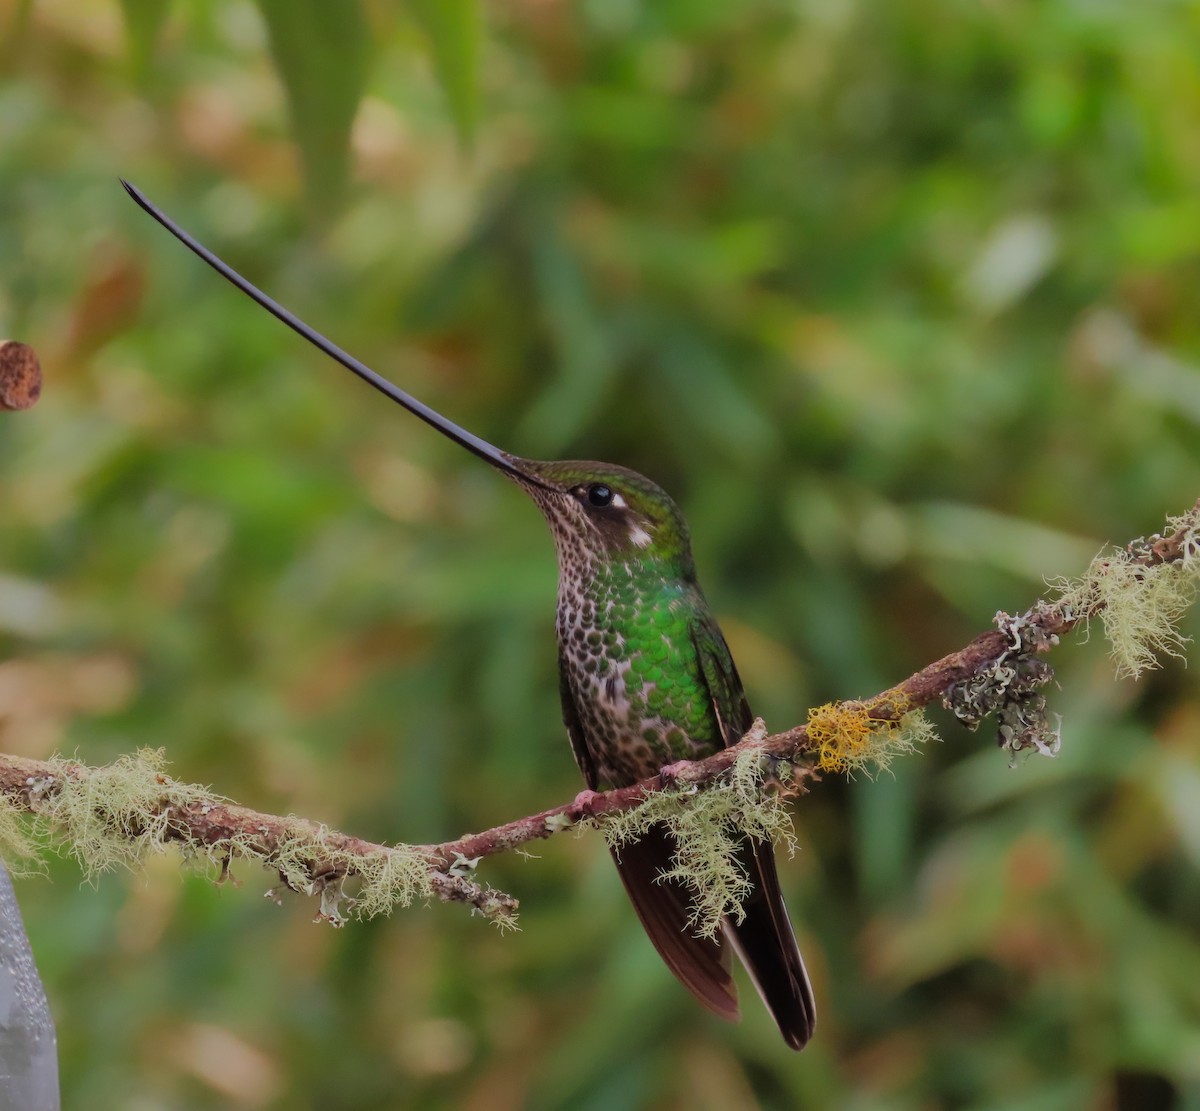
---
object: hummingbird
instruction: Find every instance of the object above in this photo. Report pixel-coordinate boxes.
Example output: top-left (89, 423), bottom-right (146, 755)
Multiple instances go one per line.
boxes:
top-left (123, 181), bottom-right (817, 1050)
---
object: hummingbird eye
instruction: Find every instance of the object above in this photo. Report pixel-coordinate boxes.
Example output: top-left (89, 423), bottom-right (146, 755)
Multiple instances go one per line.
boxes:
top-left (586, 483), bottom-right (613, 508)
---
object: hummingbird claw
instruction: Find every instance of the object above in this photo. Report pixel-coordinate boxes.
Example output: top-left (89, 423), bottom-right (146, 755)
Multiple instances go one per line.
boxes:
top-left (657, 761), bottom-right (691, 790)
top-left (570, 789), bottom-right (603, 819)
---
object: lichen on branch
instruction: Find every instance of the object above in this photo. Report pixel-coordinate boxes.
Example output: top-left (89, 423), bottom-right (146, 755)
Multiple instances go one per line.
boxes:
top-left (806, 694), bottom-right (936, 775)
top-left (944, 498), bottom-right (1200, 758)
top-left (0, 750), bottom-right (516, 930)
top-left (1051, 507), bottom-right (1200, 679)
top-left (597, 728), bottom-right (802, 938)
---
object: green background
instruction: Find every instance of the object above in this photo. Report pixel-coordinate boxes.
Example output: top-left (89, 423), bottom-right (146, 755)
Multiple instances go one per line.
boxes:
top-left (2, 1), bottom-right (1199, 1107)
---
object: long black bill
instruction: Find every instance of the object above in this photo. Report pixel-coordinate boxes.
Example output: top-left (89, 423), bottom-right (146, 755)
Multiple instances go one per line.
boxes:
top-left (121, 180), bottom-right (552, 491)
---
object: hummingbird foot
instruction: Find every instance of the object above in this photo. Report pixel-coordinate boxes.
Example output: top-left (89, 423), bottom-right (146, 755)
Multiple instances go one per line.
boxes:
top-left (657, 760), bottom-right (692, 790)
top-left (570, 788), bottom-right (604, 819)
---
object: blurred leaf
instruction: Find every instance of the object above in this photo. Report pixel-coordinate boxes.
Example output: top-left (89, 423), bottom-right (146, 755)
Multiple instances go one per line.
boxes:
top-left (117, 0), bottom-right (169, 81)
top-left (408, 0), bottom-right (481, 144)
top-left (257, 0), bottom-right (370, 212)
top-left (515, 211), bottom-right (614, 453)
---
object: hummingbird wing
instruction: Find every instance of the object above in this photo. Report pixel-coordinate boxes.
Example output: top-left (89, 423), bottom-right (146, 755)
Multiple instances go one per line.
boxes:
top-left (556, 645), bottom-right (739, 1022)
top-left (557, 644), bottom-right (600, 790)
top-left (691, 615), bottom-right (818, 1051)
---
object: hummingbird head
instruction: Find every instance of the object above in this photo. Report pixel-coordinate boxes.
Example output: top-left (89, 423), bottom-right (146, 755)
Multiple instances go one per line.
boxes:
top-left (508, 459), bottom-right (697, 577)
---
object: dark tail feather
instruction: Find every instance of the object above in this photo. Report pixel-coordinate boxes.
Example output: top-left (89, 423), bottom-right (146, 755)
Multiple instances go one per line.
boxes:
top-left (609, 824), bottom-right (739, 1022)
top-left (724, 838), bottom-right (816, 1050)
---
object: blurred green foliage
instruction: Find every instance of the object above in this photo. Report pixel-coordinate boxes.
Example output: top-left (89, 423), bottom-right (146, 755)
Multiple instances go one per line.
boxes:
top-left (1, 1), bottom-right (1199, 1108)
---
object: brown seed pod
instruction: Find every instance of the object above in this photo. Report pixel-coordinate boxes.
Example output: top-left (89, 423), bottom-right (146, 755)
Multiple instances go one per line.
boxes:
top-left (0, 341), bottom-right (43, 411)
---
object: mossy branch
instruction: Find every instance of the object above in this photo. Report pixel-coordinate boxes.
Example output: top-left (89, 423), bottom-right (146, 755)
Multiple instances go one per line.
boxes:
top-left (1, 500), bottom-right (1197, 936)
top-left (0, 751), bottom-right (518, 929)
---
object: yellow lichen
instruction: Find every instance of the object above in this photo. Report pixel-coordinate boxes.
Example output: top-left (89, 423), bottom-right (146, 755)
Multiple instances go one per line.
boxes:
top-left (807, 694), bottom-right (932, 775)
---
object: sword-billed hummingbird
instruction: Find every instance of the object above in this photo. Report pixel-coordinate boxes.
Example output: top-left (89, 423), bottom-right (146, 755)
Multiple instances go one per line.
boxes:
top-left (123, 181), bottom-right (817, 1050)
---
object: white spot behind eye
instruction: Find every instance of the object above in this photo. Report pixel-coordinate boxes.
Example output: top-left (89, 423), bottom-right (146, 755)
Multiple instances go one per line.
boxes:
top-left (611, 493), bottom-right (627, 509)
top-left (628, 523), bottom-right (653, 548)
